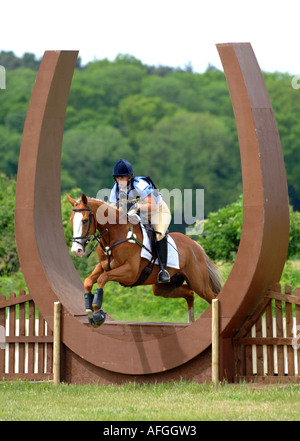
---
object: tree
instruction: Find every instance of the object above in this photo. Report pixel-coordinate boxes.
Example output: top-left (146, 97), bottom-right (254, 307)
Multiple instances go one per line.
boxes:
top-left (61, 125), bottom-right (135, 196)
top-left (136, 110), bottom-right (241, 216)
top-left (264, 72), bottom-right (300, 211)
top-left (197, 195), bottom-right (243, 262)
top-left (196, 195), bottom-right (300, 262)
top-left (118, 94), bottom-right (177, 141)
top-left (0, 51), bottom-right (40, 70)
top-left (83, 62), bottom-right (146, 108)
top-left (0, 53), bottom-right (299, 215)
top-left (142, 69), bottom-right (233, 117)
top-left (0, 173), bottom-right (19, 275)
top-left (0, 126), bottom-right (22, 176)
top-left (288, 206), bottom-right (300, 258)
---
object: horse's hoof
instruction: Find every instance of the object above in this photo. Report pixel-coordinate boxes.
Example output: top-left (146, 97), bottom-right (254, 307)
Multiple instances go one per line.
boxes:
top-left (88, 316), bottom-right (97, 327)
top-left (92, 309), bottom-right (106, 327)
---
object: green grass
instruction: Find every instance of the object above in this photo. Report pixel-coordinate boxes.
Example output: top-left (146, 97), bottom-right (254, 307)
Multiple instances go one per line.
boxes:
top-left (280, 258), bottom-right (300, 287)
top-left (101, 283), bottom-right (209, 322)
top-left (0, 380), bottom-right (299, 421)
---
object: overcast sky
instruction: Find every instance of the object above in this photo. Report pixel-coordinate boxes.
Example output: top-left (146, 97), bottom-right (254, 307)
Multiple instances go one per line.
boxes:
top-left (0, 0), bottom-right (299, 74)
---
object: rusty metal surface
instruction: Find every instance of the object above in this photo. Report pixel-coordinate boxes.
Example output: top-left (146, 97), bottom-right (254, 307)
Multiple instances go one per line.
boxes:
top-left (215, 43), bottom-right (290, 335)
top-left (14, 44), bottom-right (289, 377)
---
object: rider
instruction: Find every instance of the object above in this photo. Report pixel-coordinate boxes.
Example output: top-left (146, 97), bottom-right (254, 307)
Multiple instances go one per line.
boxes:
top-left (109, 159), bottom-right (171, 283)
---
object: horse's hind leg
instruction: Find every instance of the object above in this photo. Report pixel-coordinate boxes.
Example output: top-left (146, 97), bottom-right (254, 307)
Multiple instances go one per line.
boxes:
top-left (187, 270), bottom-right (217, 304)
top-left (152, 283), bottom-right (195, 323)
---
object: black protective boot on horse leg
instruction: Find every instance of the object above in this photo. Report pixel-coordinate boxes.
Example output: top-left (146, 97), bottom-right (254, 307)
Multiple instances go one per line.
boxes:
top-left (84, 292), bottom-right (98, 327)
top-left (156, 236), bottom-right (171, 283)
top-left (84, 292), bottom-right (94, 317)
top-left (91, 288), bottom-right (106, 327)
top-left (93, 287), bottom-right (103, 310)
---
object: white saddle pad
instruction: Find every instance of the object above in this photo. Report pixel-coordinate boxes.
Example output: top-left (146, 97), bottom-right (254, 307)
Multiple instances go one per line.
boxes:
top-left (140, 224), bottom-right (180, 269)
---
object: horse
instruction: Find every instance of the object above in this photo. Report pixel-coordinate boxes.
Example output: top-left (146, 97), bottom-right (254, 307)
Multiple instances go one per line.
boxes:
top-left (67, 193), bottom-right (222, 327)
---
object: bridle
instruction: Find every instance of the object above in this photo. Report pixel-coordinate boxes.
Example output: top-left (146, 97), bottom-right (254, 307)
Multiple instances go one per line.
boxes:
top-left (71, 203), bottom-right (146, 264)
top-left (71, 204), bottom-right (136, 258)
top-left (71, 204), bottom-right (98, 251)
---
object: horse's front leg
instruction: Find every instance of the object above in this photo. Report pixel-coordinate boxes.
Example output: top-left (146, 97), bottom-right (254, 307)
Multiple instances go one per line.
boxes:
top-left (92, 262), bottom-right (135, 327)
top-left (84, 262), bottom-right (103, 293)
top-left (83, 263), bottom-right (103, 323)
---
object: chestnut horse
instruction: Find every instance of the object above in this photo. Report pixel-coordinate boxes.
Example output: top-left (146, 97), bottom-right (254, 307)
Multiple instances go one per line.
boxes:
top-left (67, 193), bottom-right (221, 326)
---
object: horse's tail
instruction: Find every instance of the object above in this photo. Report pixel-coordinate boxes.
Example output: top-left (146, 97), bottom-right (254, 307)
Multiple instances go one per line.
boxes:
top-left (195, 242), bottom-right (222, 294)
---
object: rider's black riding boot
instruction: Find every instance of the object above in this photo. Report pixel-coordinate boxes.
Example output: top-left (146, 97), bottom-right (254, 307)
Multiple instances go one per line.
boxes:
top-left (157, 236), bottom-right (171, 283)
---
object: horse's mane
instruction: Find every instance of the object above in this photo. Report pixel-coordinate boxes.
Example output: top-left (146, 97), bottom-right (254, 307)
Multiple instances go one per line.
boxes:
top-left (83, 196), bottom-right (121, 215)
top-left (75, 196), bottom-right (104, 204)
top-left (86, 197), bottom-right (105, 203)
top-left (76, 196), bottom-right (115, 208)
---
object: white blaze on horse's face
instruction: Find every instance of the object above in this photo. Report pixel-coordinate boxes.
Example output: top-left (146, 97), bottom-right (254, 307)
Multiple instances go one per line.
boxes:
top-left (71, 212), bottom-right (85, 257)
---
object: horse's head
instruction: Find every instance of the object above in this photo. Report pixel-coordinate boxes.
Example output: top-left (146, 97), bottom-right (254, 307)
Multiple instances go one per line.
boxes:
top-left (67, 193), bottom-right (96, 257)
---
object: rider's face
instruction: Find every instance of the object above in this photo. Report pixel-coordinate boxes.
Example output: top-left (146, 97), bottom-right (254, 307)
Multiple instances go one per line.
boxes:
top-left (116, 176), bottom-right (129, 189)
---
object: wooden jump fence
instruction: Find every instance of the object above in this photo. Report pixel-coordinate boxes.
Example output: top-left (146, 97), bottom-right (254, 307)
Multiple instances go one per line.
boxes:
top-left (0, 284), bottom-right (300, 383)
top-left (233, 284), bottom-right (300, 382)
top-left (0, 290), bottom-right (53, 380)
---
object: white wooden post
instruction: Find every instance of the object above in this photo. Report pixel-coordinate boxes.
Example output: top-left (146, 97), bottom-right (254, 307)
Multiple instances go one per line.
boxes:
top-left (53, 301), bottom-right (61, 385)
top-left (212, 299), bottom-right (219, 385)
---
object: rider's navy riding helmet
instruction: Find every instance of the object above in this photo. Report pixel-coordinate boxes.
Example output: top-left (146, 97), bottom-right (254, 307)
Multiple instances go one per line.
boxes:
top-left (112, 159), bottom-right (134, 177)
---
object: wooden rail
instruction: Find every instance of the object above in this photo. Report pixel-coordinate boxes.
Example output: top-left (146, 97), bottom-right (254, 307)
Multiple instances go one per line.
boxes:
top-left (233, 284), bottom-right (300, 382)
top-left (0, 290), bottom-right (53, 380)
top-left (1, 284), bottom-right (300, 384)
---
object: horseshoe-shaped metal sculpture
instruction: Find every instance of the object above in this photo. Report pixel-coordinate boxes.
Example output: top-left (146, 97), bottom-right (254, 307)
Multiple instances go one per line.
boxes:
top-left (15, 44), bottom-right (289, 381)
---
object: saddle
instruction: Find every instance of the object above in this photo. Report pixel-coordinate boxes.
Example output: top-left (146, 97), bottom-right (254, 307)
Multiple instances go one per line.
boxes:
top-left (123, 220), bottom-right (165, 288)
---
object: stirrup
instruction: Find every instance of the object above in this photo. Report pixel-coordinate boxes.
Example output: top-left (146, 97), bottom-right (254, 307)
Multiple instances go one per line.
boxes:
top-left (158, 269), bottom-right (170, 283)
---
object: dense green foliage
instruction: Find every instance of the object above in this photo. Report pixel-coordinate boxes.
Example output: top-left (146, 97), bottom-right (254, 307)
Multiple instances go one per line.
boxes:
top-left (0, 51), bottom-right (299, 217)
top-left (197, 195), bottom-right (300, 261)
top-left (0, 52), bottom-right (299, 312)
top-left (0, 174), bottom-right (18, 276)
top-left (1, 174), bottom-right (299, 316)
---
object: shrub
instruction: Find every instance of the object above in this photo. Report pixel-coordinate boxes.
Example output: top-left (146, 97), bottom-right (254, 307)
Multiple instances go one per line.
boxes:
top-left (196, 195), bottom-right (300, 262)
